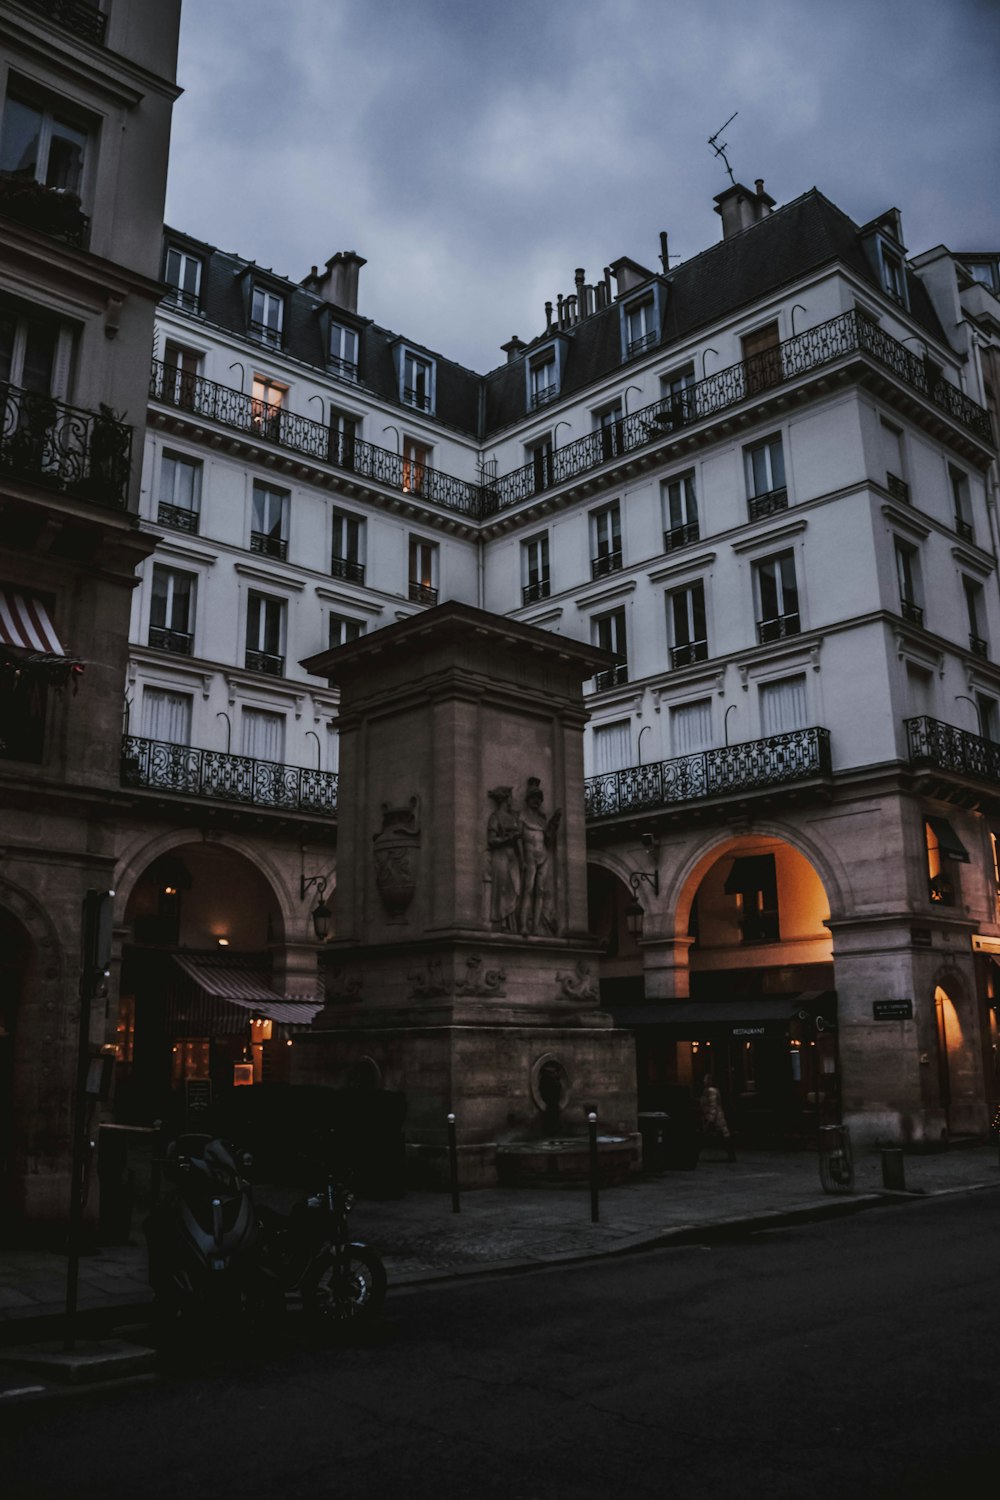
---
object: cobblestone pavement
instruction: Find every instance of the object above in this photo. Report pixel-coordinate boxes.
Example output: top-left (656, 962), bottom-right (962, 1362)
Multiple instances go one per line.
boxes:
top-left (1, 1144), bottom-right (996, 1337)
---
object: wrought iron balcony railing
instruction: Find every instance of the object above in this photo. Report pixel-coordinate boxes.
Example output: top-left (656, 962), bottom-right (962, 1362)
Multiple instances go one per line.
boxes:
top-left (886, 472), bottom-right (910, 502)
top-left (330, 556), bottom-right (365, 584)
top-left (121, 735), bottom-right (339, 816)
top-left (906, 715), bottom-right (1000, 783)
top-left (245, 649), bottom-right (284, 676)
top-left (148, 626), bottom-right (192, 655)
top-left (757, 612), bottom-right (801, 645)
top-left (250, 531), bottom-right (288, 561)
top-left (157, 501), bottom-right (199, 533)
top-left (900, 599), bottom-right (924, 626)
top-left (150, 360), bottom-right (481, 518)
top-left (594, 663), bottom-right (629, 692)
top-left (0, 175), bottom-right (89, 246)
top-left (664, 520), bottom-right (699, 553)
top-left (409, 581), bottom-right (439, 606)
top-left (19, 0), bottom-right (106, 43)
top-left (585, 727), bottom-right (832, 820)
top-left (970, 635), bottom-right (988, 659)
top-left (1, 383), bottom-right (131, 508)
top-left (591, 550), bottom-right (623, 579)
top-left (670, 640), bottom-right (708, 669)
top-left (955, 516), bottom-right (974, 542)
top-left (747, 487), bottom-right (788, 522)
top-left (522, 578), bottom-right (550, 606)
top-left (151, 308), bottom-right (993, 528)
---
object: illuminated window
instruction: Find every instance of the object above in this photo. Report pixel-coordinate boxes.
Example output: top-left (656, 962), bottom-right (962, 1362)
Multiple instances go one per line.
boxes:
top-left (741, 321), bottom-right (782, 394)
top-left (724, 854), bottom-right (779, 943)
top-left (251, 375), bottom-right (285, 440)
top-left (925, 816), bottom-right (968, 906)
top-left (402, 436), bottom-right (430, 497)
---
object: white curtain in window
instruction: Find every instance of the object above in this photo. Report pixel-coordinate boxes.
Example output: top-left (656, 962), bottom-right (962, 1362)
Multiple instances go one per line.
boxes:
top-left (593, 719), bottom-right (631, 773)
top-left (241, 708), bottom-right (285, 763)
top-left (141, 688), bottom-right (192, 745)
top-left (327, 723), bottom-right (340, 773)
top-left (760, 675), bottom-right (807, 735)
top-left (672, 698), bottom-right (713, 754)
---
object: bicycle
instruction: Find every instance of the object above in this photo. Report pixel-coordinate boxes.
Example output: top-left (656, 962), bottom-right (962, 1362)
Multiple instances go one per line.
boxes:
top-left (817, 1123), bottom-right (854, 1194)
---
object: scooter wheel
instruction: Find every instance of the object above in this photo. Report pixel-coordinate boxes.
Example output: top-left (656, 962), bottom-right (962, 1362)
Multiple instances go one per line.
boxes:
top-left (305, 1245), bottom-right (386, 1325)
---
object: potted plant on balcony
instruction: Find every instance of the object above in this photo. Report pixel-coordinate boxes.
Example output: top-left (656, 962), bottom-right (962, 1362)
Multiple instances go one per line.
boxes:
top-left (0, 173), bottom-right (88, 245)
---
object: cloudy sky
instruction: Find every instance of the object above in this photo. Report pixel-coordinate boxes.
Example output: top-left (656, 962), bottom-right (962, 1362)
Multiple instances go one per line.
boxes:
top-left (164, 0), bottom-right (1000, 374)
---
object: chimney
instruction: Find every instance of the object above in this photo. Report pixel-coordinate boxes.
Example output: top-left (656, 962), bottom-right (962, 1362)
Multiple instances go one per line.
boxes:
top-left (501, 335), bottom-right (526, 363)
top-left (301, 250), bottom-right (367, 312)
top-left (609, 257), bottom-right (655, 298)
top-left (713, 180), bottom-right (777, 240)
top-left (659, 231), bottom-right (670, 273)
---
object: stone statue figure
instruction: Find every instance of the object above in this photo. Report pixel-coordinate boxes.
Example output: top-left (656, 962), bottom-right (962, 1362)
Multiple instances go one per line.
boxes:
top-left (517, 778), bottom-right (561, 936)
top-left (486, 786), bottom-right (522, 932)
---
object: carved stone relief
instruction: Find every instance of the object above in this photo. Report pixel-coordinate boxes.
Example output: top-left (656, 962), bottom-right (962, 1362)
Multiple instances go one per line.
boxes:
top-left (372, 795), bottom-right (421, 922)
top-left (485, 778), bottom-right (562, 937)
top-left (326, 967), bottom-right (363, 1003)
top-left (555, 959), bottom-right (598, 1005)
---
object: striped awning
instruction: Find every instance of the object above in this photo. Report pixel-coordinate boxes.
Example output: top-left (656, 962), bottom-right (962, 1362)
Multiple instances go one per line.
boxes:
top-left (168, 954), bottom-right (323, 1035)
top-left (0, 589), bottom-right (68, 654)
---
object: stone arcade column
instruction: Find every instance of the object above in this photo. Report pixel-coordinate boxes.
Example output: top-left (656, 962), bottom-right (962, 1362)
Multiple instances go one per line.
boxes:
top-left (291, 603), bottom-right (638, 1185)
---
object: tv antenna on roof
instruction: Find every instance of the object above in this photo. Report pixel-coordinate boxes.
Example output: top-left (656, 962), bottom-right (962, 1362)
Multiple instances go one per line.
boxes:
top-left (708, 111), bottom-right (738, 186)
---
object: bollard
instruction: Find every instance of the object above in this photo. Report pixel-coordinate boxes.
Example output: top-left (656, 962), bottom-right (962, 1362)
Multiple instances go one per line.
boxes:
top-left (447, 1112), bottom-right (460, 1213)
top-left (881, 1147), bottom-right (906, 1192)
top-left (587, 1110), bottom-right (599, 1224)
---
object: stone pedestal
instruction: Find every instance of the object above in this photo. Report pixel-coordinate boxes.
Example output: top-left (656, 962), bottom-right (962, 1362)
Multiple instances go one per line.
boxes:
top-left (296, 604), bottom-right (638, 1183)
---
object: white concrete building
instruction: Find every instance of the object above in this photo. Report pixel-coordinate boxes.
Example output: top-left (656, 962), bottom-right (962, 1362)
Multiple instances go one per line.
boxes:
top-left (116, 179), bottom-right (999, 1149)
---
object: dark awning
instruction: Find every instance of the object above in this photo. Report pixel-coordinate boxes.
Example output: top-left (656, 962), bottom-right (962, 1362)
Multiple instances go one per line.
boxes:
top-left (607, 992), bottom-right (836, 1031)
top-left (723, 854), bottom-right (776, 893)
top-left (926, 816), bottom-right (969, 863)
top-left (167, 954), bottom-right (322, 1035)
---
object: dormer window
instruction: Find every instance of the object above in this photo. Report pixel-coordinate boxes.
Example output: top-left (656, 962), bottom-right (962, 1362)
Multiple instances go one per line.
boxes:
top-left (402, 349), bottom-right (434, 412)
top-left (164, 247), bottom-right (202, 313)
top-left (250, 286), bottom-right (283, 347)
top-left (329, 322), bottom-right (359, 381)
top-left (881, 249), bottom-right (907, 305)
top-left (624, 296), bottom-right (656, 357)
top-left (529, 350), bottom-right (558, 409)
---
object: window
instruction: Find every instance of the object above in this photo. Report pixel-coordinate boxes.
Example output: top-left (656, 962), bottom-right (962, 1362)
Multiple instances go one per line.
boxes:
top-left (157, 451), bottom-right (201, 533)
top-left (592, 719), bottom-right (632, 773)
top-left (245, 592), bottom-right (285, 675)
top-left (0, 90), bottom-right (87, 195)
top-left (596, 401), bottom-right (625, 463)
top-left (662, 471), bottom-right (698, 551)
top-left (925, 817), bottom-right (968, 906)
top-left (161, 341), bottom-right (202, 410)
top-left (241, 707), bottom-right (285, 763)
top-left (950, 466), bottom-right (972, 540)
top-left (331, 509), bottom-right (364, 583)
top-left (894, 540), bottom-right (922, 625)
top-left (591, 502), bottom-right (622, 578)
top-left (251, 481), bottom-right (288, 560)
top-left (964, 577), bottom-right (988, 657)
top-left (881, 419), bottom-right (908, 501)
top-left (978, 694), bottom-right (998, 743)
top-left (881, 248), bottom-right (907, 305)
top-left (624, 297), bottom-right (656, 357)
top-left (592, 608), bottom-right (628, 690)
top-left (328, 407), bottom-right (357, 470)
top-left (671, 698), bottom-right (713, 754)
top-left (521, 533), bottom-right (550, 606)
top-left (528, 350), bottom-right (558, 410)
top-left (668, 582), bottom-right (708, 668)
top-left (164, 247), bottom-right (202, 313)
top-left (741, 321), bottom-right (782, 395)
top-left (329, 613), bottom-right (365, 648)
top-left (402, 436), bottom-right (430, 498)
top-left (755, 551), bottom-right (800, 643)
top-left (141, 688), bottom-right (192, 746)
top-left (329, 322), bottom-right (359, 380)
top-left (745, 434), bottom-right (787, 518)
top-left (250, 375), bottom-right (285, 441)
top-left (409, 536), bottom-right (438, 605)
top-left (965, 260), bottom-right (999, 293)
top-left (149, 566), bottom-right (195, 655)
top-left (527, 434), bottom-right (555, 493)
top-left (759, 674), bottom-right (807, 735)
top-left (250, 286), bottom-right (283, 347)
top-left (724, 853), bottom-right (779, 943)
top-left (658, 365), bottom-right (696, 431)
top-left (402, 350), bottom-right (433, 412)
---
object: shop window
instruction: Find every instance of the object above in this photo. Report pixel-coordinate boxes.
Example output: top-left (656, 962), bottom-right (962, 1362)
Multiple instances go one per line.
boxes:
top-left (925, 816), bottom-right (968, 906)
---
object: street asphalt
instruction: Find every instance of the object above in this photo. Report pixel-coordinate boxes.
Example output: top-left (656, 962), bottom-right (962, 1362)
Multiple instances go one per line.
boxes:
top-left (1, 1140), bottom-right (997, 1355)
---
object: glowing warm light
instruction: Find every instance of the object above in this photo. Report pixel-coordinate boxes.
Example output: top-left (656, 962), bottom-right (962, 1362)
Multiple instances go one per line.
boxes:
top-left (217, 937), bottom-right (230, 947)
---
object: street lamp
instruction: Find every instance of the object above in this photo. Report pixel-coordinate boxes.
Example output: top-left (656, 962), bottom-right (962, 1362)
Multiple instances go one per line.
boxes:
top-left (300, 847), bottom-right (332, 941)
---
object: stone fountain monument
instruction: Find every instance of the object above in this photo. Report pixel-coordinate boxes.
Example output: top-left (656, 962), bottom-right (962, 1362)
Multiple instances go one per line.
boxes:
top-left (292, 602), bottom-right (637, 1185)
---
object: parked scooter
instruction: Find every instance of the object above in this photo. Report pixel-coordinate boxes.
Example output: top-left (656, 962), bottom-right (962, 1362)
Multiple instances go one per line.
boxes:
top-left (145, 1132), bottom-right (260, 1335)
top-left (255, 1166), bottom-right (387, 1328)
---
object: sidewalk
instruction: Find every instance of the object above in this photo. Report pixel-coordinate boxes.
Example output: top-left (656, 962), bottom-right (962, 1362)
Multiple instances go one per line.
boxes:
top-left (2, 1144), bottom-right (997, 1344)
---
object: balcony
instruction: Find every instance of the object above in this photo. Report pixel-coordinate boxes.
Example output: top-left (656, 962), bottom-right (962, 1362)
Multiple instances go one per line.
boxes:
top-left (522, 578), bottom-right (550, 606)
top-left (663, 520), bottom-right (699, 553)
top-left (409, 581), bottom-right (438, 606)
top-left (594, 663), bottom-right (629, 692)
top-left (403, 386), bottom-right (432, 412)
top-left (955, 516), bottom-right (974, 542)
top-left (530, 386), bottom-right (559, 411)
top-left (900, 599), bottom-right (924, 627)
top-left (670, 640), bottom-right (708, 669)
top-left (245, 649), bottom-right (284, 676)
top-left (0, 383), bottom-right (131, 509)
top-left (150, 360), bottom-right (481, 519)
top-left (591, 550), bottom-right (623, 580)
top-left (747, 487), bottom-right (788, 522)
top-left (250, 531), bottom-right (288, 561)
top-left (148, 626), bottom-right (193, 656)
top-left (970, 635), bottom-right (988, 659)
top-left (121, 735), bottom-right (338, 816)
top-left (757, 612), bottom-right (801, 645)
top-left (627, 331), bottom-right (658, 359)
top-left (20, 0), bottom-right (106, 42)
top-left (0, 176), bottom-right (89, 246)
top-left (248, 319), bottom-right (282, 349)
top-left (157, 502), bottom-right (199, 534)
top-left (886, 472), bottom-right (910, 503)
top-left (585, 727), bottom-right (832, 820)
top-left (331, 556), bottom-right (365, 585)
top-left (164, 286), bottom-right (202, 315)
top-left (906, 716), bottom-right (1000, 805)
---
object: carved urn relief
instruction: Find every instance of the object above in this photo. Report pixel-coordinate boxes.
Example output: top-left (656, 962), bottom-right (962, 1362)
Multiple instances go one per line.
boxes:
top-left (372, 796), bottom-right (421, 922)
